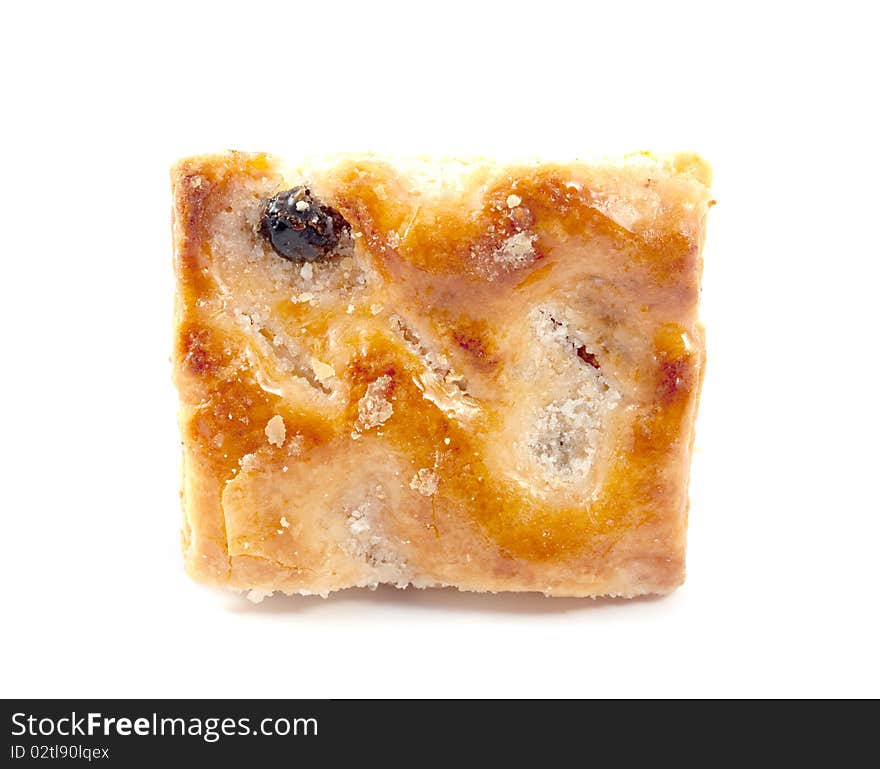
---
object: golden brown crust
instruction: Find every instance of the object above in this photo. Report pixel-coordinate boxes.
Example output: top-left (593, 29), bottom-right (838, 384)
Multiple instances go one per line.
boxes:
top-left (171, 151), bottom-right (711, 598)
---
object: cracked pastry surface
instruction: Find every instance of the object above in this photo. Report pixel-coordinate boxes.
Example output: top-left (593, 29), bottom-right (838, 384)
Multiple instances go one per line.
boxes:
top-left (171, 150), bottom-right (711, 599)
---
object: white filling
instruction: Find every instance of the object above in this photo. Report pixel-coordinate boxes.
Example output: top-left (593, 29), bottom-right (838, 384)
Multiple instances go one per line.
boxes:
top-left (494, 231), bottom-right (536, 268)
top-left (343, 501), bottom-right (409, 587)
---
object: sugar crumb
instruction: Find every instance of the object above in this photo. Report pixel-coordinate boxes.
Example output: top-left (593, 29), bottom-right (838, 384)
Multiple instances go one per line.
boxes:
top-left (280, 516), bottom-right (290, 528)
top-left (409, 468), bottom-right (439, 496)
top-left (287, 434), bottom-right (305, 456)
top-left (355, 375), bottom-right (394, 432)
top-left (506, 193), bottom-right (522, 208)
top-left (238, 453), bottom-right (258, 472)
top-left (309, 357), bottom-right (336, 382)
top-left (265, 415), bottom-right (286, 447)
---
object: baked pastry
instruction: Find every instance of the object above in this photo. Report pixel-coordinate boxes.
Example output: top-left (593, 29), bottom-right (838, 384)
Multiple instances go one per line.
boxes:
top-left (171, 151), bottom-right (711, 599)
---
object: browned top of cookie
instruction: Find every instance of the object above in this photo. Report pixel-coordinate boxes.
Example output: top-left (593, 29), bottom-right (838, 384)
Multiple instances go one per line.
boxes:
top-left (172, 151), bottom-right (710, 581)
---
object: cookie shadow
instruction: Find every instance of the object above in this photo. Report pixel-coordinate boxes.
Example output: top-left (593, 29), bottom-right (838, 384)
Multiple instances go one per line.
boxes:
top-left (222, 583), bottom-right (670, 616)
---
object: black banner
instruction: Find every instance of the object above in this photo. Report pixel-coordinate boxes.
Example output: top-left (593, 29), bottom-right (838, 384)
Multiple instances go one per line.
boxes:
top-left (1, 699), bottom-right (870, 764)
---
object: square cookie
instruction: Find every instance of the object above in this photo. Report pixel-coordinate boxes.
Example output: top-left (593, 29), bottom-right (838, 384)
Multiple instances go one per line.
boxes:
top-left (171, 151), bottom-right (711, 599)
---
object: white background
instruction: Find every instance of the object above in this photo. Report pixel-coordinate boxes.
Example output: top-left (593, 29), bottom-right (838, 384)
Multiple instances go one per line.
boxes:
top-left (2, 0), bottom-right (877, 698)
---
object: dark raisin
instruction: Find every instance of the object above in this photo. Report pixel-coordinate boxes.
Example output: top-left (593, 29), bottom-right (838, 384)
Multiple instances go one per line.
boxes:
top-left (260, 187), bottom-right (349, 262)
top-left (576, 346), bottom-right (600, 369)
